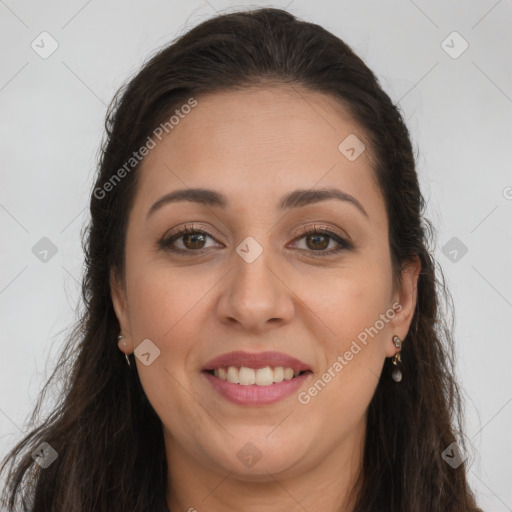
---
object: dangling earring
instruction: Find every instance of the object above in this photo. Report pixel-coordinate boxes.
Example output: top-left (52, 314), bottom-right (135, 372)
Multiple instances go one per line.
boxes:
top-left (391, 335), bottom-right (403, 382)
top-left (118, 334), bottom-right (131, 367)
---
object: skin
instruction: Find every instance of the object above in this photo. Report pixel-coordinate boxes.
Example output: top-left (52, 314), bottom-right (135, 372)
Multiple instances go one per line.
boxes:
top-left (110, 85), bottom-right (421, 512)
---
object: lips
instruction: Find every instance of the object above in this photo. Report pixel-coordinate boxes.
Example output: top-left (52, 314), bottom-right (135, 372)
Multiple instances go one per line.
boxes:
top-left (201, 351), bottom-right (313, 405)
top-left (203, 370), bottom-right (311, 405)
top-left (202, 350), bottom-right (312, 373)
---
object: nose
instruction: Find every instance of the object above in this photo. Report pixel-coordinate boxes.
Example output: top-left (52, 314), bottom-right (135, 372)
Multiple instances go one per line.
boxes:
top-left (216, 246), bottom-right (295, 333)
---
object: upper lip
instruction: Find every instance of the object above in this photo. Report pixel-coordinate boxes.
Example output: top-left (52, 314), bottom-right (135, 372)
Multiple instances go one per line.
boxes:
top-left (202, 351), bottom-right (311, 372)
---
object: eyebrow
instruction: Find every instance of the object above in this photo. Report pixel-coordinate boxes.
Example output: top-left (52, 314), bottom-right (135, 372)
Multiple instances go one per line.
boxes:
top-left (146, 187), bottom-right (369, 219)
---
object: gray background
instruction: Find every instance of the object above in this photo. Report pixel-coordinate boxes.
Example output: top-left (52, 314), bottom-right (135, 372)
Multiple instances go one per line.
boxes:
top-left (1, 1), bottom-right (511, 509)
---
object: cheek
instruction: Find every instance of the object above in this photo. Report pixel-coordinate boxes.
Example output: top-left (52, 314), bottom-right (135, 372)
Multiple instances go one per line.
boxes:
top-left (124, 267), bottom-right (210, 431)
top-left (295, 257), bottom-right (392, 411)
top-left (298, 258), bottom-right (393, 346)
top-left (125, 262), bottom-right (205, 343)
top-left (298, 298), bottom-right (385, 439)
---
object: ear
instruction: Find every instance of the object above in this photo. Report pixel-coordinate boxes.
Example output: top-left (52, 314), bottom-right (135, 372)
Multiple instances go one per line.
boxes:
top-left (385, 255), bottom-right (421, 357)
top-left (110, 267), bottom-right (132, 352)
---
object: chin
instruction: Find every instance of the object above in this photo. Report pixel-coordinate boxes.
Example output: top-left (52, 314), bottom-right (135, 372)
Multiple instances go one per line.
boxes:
top-left (203, 430), bottom-right (310, 480)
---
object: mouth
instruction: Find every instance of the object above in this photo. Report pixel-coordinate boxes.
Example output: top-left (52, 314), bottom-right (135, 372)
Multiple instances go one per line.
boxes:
top-left (201, 351), bottom-right (313, 406)
top-left (202, 368), bottom-right (312, 406)
top-left (203, 366), bottom-right (312, 386)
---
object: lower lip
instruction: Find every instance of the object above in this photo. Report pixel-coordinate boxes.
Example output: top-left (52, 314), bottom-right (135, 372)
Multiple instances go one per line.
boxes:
top-left (202, 371), bottom-right (312, 406)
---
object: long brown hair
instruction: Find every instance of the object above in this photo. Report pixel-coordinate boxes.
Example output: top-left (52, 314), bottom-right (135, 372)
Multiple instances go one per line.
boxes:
top-left (0, 7), bottom-right (482, 511)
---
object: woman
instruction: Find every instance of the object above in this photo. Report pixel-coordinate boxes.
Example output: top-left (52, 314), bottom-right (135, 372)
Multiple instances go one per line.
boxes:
top-left (0, 7), bottom-right (483, 511)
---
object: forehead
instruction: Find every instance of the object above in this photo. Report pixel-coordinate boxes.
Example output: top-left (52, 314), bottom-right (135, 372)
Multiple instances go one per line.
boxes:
top-left (132, 85), bottom-right (385, 226)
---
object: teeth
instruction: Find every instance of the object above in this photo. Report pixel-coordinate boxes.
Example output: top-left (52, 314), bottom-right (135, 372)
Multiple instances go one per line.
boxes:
top-left (273, 366), bottom-right (284, 383)
top-left (226, 366), bottom-right (239, 384)
top-left (255, 367), bottom-right (273, 386)
top-left (212, 366), bottom-right (304, 386)
top-left (239, 367), bottom-right (256, 385)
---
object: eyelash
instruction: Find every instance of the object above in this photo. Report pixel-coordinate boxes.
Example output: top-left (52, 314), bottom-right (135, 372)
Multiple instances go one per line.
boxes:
top-left (158, 223), bottom-right (354, 257)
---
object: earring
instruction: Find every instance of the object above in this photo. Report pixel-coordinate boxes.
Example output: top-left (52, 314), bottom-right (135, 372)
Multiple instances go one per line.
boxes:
top-left (118, 334), bottom-right (131, 367)
top-left (391, 335), bottom-right (403, 382)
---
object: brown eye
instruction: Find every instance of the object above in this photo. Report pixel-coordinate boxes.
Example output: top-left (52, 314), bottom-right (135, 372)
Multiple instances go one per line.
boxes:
top-left (159, 226), bottom-right (219, 254)
top-left (159, 224), bottom-right (354, 257)
top-left (291, 225), bottom-right (354, 256)
top-left (181, 232), bottom-right (208, 250)
top-left (304, 233), bottom-right (330, 251)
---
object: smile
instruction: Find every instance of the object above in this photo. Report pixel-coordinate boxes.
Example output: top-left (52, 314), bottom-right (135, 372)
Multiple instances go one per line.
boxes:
top-left (208, 366), bottom-right (308, 386)
top-left (204, 369), bottom-right (313, 407)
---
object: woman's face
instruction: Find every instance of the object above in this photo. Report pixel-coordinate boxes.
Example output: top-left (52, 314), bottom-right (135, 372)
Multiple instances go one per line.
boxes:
top-left (111, 86), bottom-right (420, 484)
